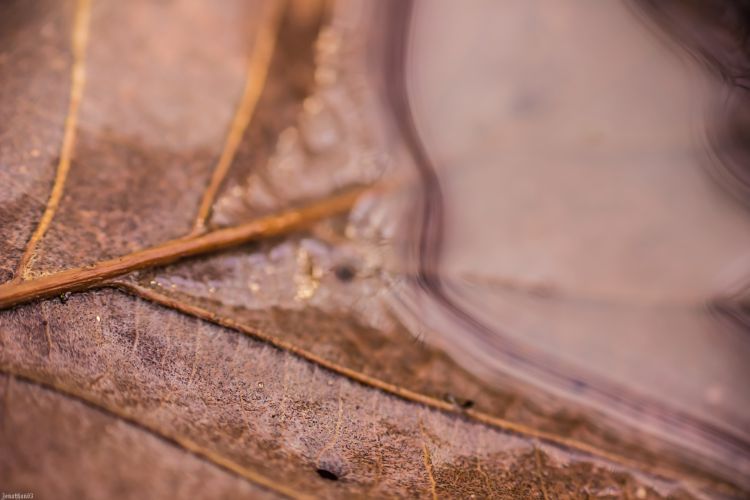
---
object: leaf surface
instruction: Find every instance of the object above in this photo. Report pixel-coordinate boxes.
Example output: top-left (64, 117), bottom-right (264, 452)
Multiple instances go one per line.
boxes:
top-left (0, 0), bottom-right (744, 498)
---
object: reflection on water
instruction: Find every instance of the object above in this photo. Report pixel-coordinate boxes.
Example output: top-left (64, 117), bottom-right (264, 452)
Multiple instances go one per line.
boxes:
top-left (371, 0), bottom-right (750, 486)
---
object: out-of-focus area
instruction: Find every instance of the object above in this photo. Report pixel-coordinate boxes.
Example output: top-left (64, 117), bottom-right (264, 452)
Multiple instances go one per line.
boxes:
top-left (401, 0), bottom-right (750, 482)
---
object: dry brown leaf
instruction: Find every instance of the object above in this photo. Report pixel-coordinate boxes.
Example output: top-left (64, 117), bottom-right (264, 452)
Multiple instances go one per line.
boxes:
top-left (0, 0), bottom-right (745, 498)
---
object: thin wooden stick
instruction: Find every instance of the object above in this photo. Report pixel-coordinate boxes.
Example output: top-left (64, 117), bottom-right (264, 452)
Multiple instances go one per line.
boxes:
top-left (0, 188), bottom-right (365, 309)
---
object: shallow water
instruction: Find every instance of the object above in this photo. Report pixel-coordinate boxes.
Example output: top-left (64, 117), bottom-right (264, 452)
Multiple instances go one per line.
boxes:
top-left (383, 0), bottom-right (750, 484)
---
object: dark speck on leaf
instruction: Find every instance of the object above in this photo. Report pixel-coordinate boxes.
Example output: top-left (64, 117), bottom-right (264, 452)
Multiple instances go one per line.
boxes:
top-left (316, 468), bottom-right (339, 481)
top-left (334, 264), bottom-right (356, 282)
top-left (444, 393), bottom-right (474, 410)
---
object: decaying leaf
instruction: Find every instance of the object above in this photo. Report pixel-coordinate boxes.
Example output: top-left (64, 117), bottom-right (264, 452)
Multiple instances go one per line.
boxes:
top-left (0, 0), bottom-right (747, 498)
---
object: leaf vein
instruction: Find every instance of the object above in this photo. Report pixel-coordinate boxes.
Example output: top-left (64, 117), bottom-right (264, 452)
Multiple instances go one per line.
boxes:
top-left (192, 0), bottom-right (286, 233)
top-left (0, 367), bottom-right (312, 500)
top-left (108, 281), bottom-right (718, 492)
top-left (15, 0), bottom-right (93, 280)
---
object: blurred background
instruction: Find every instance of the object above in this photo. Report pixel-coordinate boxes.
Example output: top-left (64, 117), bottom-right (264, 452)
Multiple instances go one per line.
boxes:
top-left (398, 0), bottom-right (750, 482)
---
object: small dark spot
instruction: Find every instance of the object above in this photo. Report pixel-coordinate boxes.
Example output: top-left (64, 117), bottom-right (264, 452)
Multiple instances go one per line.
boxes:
top-left (59, 292), bottom-right (71, 304)
top-left (444, 393), bottom-right (474, 410)
top-left (41, 320), bottom-right (48, 326)
top-left (333, 264), bottom-right (356, 283)
top-left (316, 468), bottom-right (339, 481)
